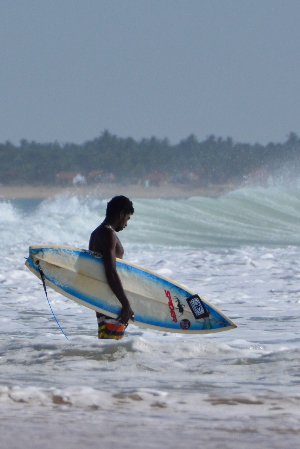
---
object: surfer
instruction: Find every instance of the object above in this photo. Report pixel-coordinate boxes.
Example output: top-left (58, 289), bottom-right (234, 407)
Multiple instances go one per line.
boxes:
top-left (89, 195), bottom-right (135, 339)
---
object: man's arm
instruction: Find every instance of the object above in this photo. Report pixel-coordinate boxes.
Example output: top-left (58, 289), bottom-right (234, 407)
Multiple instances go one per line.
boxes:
top-left (102, 230), bottom-right (134, 324)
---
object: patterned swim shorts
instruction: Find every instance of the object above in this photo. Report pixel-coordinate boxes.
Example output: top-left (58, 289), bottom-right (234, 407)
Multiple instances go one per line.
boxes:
top-left (96, 312), bottom-right (126, 340)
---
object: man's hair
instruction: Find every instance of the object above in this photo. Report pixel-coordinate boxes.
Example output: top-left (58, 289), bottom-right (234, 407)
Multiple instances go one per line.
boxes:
top-left (106, 196), bottom-right (134, 220)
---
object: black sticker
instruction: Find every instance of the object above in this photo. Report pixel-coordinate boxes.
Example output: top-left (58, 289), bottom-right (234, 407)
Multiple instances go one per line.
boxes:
top-left (186, 295), bottom-right (209, 320)
top-left (180, 319), bottom-right (191, 330)
top-left (175, 296), bottom-right (185, 316)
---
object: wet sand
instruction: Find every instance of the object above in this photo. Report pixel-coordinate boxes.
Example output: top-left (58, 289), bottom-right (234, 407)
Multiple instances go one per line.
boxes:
top-left (0, 183), bottom-right (236, 200)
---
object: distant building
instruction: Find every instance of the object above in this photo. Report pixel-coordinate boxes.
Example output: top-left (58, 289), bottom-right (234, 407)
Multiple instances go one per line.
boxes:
top-left (143, 172), bottom-right (167, 187)
top-left (170, 171), bottom-right (200, 185)
top-left (55, 171), bottom-right (87, 186)
top-left (87, 170), bottom-right (103, 183)
top-left (244, 168), bottom-right (270, 187)
top-left (88, 170), bottom-right (116, 184)
top-left (72, 173), bottom-right (87, 185)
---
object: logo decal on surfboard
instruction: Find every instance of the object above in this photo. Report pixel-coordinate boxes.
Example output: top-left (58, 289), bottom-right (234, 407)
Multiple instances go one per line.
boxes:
top-left (180, 319), bottom-right (191, 330)
top-left (175, 296), bottom-right (185, 316)
top-left (165, 290), bottom-right (178, 322)
top-left (186, 295), bottom-right (209, 320)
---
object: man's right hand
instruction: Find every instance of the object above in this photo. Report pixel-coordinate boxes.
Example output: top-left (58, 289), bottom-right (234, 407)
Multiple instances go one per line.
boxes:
top-left (117, 303), bottom-right (135, 324)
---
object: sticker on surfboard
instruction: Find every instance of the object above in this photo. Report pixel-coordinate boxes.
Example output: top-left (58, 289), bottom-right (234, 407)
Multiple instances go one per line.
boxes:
top-left (186, 295), bottom-right (209, 320)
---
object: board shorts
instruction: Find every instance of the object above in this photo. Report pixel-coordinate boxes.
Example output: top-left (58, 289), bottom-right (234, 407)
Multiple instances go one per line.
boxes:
top-left (96, 312), bottom-right (126, 340)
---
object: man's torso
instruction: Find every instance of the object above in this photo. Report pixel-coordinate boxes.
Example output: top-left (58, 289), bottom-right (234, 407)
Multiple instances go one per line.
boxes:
top-left (89, 223), bottom-right (126, 339)
top-left (89, 224), bottom-right (124, 258)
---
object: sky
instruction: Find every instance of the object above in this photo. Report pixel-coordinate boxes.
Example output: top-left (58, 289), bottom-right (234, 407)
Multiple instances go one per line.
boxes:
top-left (0, 0), bottom-right (300, 145)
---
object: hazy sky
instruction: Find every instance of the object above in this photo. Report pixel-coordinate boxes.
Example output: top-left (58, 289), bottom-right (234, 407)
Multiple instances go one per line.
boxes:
top-left (1, 0), bottom-right (300, 145)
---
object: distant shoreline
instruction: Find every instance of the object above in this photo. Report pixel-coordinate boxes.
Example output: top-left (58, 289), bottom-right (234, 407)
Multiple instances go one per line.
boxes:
top-left (0, 183), bottom-right (236, 200)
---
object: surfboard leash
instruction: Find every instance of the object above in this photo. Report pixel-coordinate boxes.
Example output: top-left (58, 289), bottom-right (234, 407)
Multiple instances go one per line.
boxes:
top-left (37, 264), bottom-right (68, 340)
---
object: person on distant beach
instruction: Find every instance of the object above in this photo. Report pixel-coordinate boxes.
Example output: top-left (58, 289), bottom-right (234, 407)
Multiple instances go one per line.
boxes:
top-left (89, 195), bottom-right (135, 339)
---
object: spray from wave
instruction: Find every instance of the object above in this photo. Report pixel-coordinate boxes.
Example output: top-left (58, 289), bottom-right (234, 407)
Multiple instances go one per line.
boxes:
top-left (1, 187), bottom-right (300, 250)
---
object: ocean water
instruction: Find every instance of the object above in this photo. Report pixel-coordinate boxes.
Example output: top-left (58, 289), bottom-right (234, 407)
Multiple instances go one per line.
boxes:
top-left (1, 188), bottom-right (300, 449)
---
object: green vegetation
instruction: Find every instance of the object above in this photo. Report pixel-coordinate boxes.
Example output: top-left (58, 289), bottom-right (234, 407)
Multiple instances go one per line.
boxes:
top-left (0, 131), bottom-right (300, 186)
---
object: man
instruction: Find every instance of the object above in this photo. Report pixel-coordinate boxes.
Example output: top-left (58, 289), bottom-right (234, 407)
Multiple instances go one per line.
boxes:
top-left (89, 196), bottom-right (135, 339)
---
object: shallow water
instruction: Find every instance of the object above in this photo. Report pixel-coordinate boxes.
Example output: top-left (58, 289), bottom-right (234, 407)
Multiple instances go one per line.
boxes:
top-left (1, 189), bottom-right (300, 448)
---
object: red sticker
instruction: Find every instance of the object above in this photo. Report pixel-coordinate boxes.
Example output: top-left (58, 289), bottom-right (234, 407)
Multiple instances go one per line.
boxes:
top-left (165, 290), bottom-right (178, 322)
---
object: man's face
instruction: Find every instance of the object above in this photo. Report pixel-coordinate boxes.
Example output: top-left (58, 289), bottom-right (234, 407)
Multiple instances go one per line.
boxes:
top-left (116, 211), bottom-right (132, 232)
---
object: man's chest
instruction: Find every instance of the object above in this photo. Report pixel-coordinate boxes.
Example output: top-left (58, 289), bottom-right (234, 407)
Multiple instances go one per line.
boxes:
top-left (115, 238), bottom-right (124, 259)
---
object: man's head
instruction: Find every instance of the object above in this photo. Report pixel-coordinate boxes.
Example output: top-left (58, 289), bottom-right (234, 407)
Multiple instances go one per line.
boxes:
top-left (106, 196), bottom-right (134, 231)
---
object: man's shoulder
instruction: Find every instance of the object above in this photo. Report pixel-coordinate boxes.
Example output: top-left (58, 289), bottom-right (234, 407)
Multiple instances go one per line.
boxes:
top-left (90, 224), bottom-right (117, 253)
top-left (92, 224), bottom-right (116, 241)
top-left (91, 223), bottom-right (107, 234)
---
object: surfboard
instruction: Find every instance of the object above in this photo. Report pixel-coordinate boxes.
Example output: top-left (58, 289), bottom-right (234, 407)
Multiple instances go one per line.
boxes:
top-left (25, 245), bottom-right (237, 334)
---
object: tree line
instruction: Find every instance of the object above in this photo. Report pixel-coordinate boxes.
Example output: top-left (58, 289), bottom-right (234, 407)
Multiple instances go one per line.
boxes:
top-left (0, 130), bottom-right (300, 186)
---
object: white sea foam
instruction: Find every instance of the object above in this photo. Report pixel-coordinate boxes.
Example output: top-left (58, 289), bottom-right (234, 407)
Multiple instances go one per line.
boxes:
top-left (1, 188), bottom-right (300, 448)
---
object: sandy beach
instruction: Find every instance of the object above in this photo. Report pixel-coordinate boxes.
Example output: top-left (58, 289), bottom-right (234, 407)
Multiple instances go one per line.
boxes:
top-left (0, 183), bottom-right (236, 200)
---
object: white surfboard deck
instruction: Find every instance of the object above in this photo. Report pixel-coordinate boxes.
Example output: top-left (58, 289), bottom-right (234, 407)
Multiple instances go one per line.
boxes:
top-left (25, 245), bottom-right (237, 334)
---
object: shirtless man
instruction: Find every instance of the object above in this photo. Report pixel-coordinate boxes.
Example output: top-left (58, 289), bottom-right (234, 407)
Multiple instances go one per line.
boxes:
top-left (89, 196), bottom-right (135, 339)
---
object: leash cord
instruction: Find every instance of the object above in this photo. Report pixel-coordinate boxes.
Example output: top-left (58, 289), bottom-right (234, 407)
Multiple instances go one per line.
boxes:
top-left (38, 265), bottom-right (68, 340)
